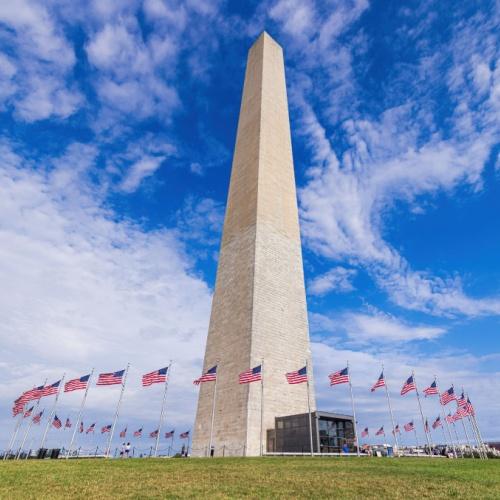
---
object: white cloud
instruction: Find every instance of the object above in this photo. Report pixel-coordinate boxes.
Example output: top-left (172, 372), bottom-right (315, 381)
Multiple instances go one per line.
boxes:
top-left (343, 311), bottom-right (446, 343)
top-left (176, 197), bottom-right (224, 249)
top-left (308, 267), bottom-right (356, 296)
top-left (0, 141), bottom-right (212, 448)
top-left (311, 309), bottom-right (446, 344)
top-left (86, 20), bottom-right (180, 122)
top-left (270, 0), bottom-right (316, 39)
top-left (290, 5), bottom-right (500, 317)
top-left (0, 0), bottom-right (82, 121)
top-left (190, 162), bottom-right (203, 176)
top-left (119, 156), bottom-right (165, 192)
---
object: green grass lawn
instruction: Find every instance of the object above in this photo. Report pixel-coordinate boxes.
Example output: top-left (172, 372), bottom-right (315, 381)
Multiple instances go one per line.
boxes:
top-left (1, 457), bottom-right (499, 499)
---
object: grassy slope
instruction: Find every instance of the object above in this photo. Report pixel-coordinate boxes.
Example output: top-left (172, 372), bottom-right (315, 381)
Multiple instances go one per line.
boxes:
top-left (0, 457), bottom-right (499, 499)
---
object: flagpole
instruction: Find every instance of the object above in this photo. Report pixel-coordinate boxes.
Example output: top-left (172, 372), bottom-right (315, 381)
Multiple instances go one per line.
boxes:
top-left (347, 361), bottom-right (360, 457)
top-left (66, 369), bottom-right (94, 459)
top-left (466, 396), bottom-right (487, 459)
top-left (398, 427), bottom-right (404, 449)
top-left (458, 389), bottom-right (473, 458)
top-left (260, 358), bottom-right (264, 457)
top-left (154, 361), bottom-right (172, 458)
top-left (382, 364), bottom-right (398, 451)
top-left (413, 371), bottom-right (431, 454)
top-left (40, 374), bottom-right (65, 451)
top-left (435, 377), bottom-right (457, 458)
top-left (306, 359), bottom-right (314, 457)
top-left (460, 417), bottom-right (474, 458)
top-left (16, 378), bottom-right (47, 459)
top-left (451, 421), bottom-right (463, 457)
top-left (430, 380), bottom-right (451, 454)
top-left (5, 411), bottom-right (24, 459)
top-left (208, 363), bottom-right (219, 457)
top-left (472, 414), bottom-right (488, 459)
top-left (467, 413), bottom-right (484, 459)
top-left (413, 428), bottom-right (420, 452)
top-left (440, 421), bottom-right (448, 450)
top-left (106, 363), bottom-right (130, 458)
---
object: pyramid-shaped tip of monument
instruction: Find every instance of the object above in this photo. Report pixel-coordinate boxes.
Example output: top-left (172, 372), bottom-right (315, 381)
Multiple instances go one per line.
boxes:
top-left (254, 31), bottom-right (282, 48)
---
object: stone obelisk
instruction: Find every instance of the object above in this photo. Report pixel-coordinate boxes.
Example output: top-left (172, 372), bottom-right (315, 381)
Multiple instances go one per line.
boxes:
top-left (192, 32), bottom-right (315, 457)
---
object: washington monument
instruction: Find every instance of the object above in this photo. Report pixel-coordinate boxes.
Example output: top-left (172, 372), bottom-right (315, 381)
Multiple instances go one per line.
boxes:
top-left (192, 32), bottom-right (316, 457)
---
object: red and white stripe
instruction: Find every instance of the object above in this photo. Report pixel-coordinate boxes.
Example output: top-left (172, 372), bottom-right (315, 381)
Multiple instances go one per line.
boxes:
top-left (328, 368), bottom-right (349, 386)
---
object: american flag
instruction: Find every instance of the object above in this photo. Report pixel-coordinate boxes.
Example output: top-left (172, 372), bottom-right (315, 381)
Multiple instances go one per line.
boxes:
top-left (165, 430), bottom-right (174, 439)
top-left (440, 387), bottom-right (456, 406)
top-left (64, 374), bottom-right (90, 392)
top-left (52, 415), bottom-right (62, 429)
top-left (371, 372), bottom-right (385, 392)
top-left (79, 421), bottom-right (84, 433)
top-left (12, 403), bottom-right (24, 417)
top-left (101, 424), bottom-right (112, 434)
top-left (14, 393), bottom-right (27, 406)
top-left (361, 427), bottom-right (369, 438)
top-left (42, 380), bottom-right (61, 397)
top-left (423, 380), bottom-right (439, 397)
top-left (15, 392), bottom-right (30, 407)
top-left (424, 419), bottom-right (430, 433)
top-left (120, 428), bottom-right (127, 438)
top-left (193, 365), bottom-right (217, 385)
top-left (65, 418), bottom-right (72, 428)
top-left (133, 428), bottom-right (143, 437)
top-left (32, 410), bottom-right (43, 424)
top-left (404, 421), bottom-right (414, 432)
top-left (180, 431), bottom-right (190, 439)
top-left (454, 407), bottom-right (467, 420)
top-left (239, 365), bottom-right (262, 384)
top-left (392, 424), bottom-right (400, 435)
top-left (150, 430), bottom-right (158, 438)
top-left (86, 423), bottom-right (96, 434)
top-left (400, 375), bottom-right (416, 395)
top-left (24, 406), bottom-right (34, 418)
top-left (375, 426), bottom-right (385, 436)
top-left (16, 385), bottom-right (44, 405)
top-left (142, 367), bottom-right (168, 387)
top-left (329, 367), bottom-right (349, 386)
top-left (32, 385), bottom-right (45, 400)
top-left (285, 366), bottom-right (308, 384)
top-left (432, 416), bottom-right (442, 429)
top-left (445, 413), bottom-right (456, 424)
top-left (465, 397), bottom-right (475, 416)
top-left (457, 391), bottom-right (467, 407)
top-left (97, 370), bottom-right (125, 386)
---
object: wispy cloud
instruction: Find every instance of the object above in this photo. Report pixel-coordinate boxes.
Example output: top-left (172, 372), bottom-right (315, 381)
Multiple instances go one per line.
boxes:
top-left (311, 308), bottom-right (446, 344)
top-left (273, 2), bottom-right (500, 317)
top-left (0, 140), bottom-right (212, 443)
top-left (308, 267), bottom-right (357, 296)
top-left (119, 156), bottom-right (165, 193)
top-left (0, 0), bottom-right (82, 121)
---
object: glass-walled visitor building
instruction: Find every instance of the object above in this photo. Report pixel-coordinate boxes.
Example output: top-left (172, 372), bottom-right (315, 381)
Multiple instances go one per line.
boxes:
top-left (267, 411), bottom-right (355, 453)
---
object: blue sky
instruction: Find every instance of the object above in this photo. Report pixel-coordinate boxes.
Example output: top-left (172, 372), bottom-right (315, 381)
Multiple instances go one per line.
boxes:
top-left (0, 0), bottom-right (499, 453)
